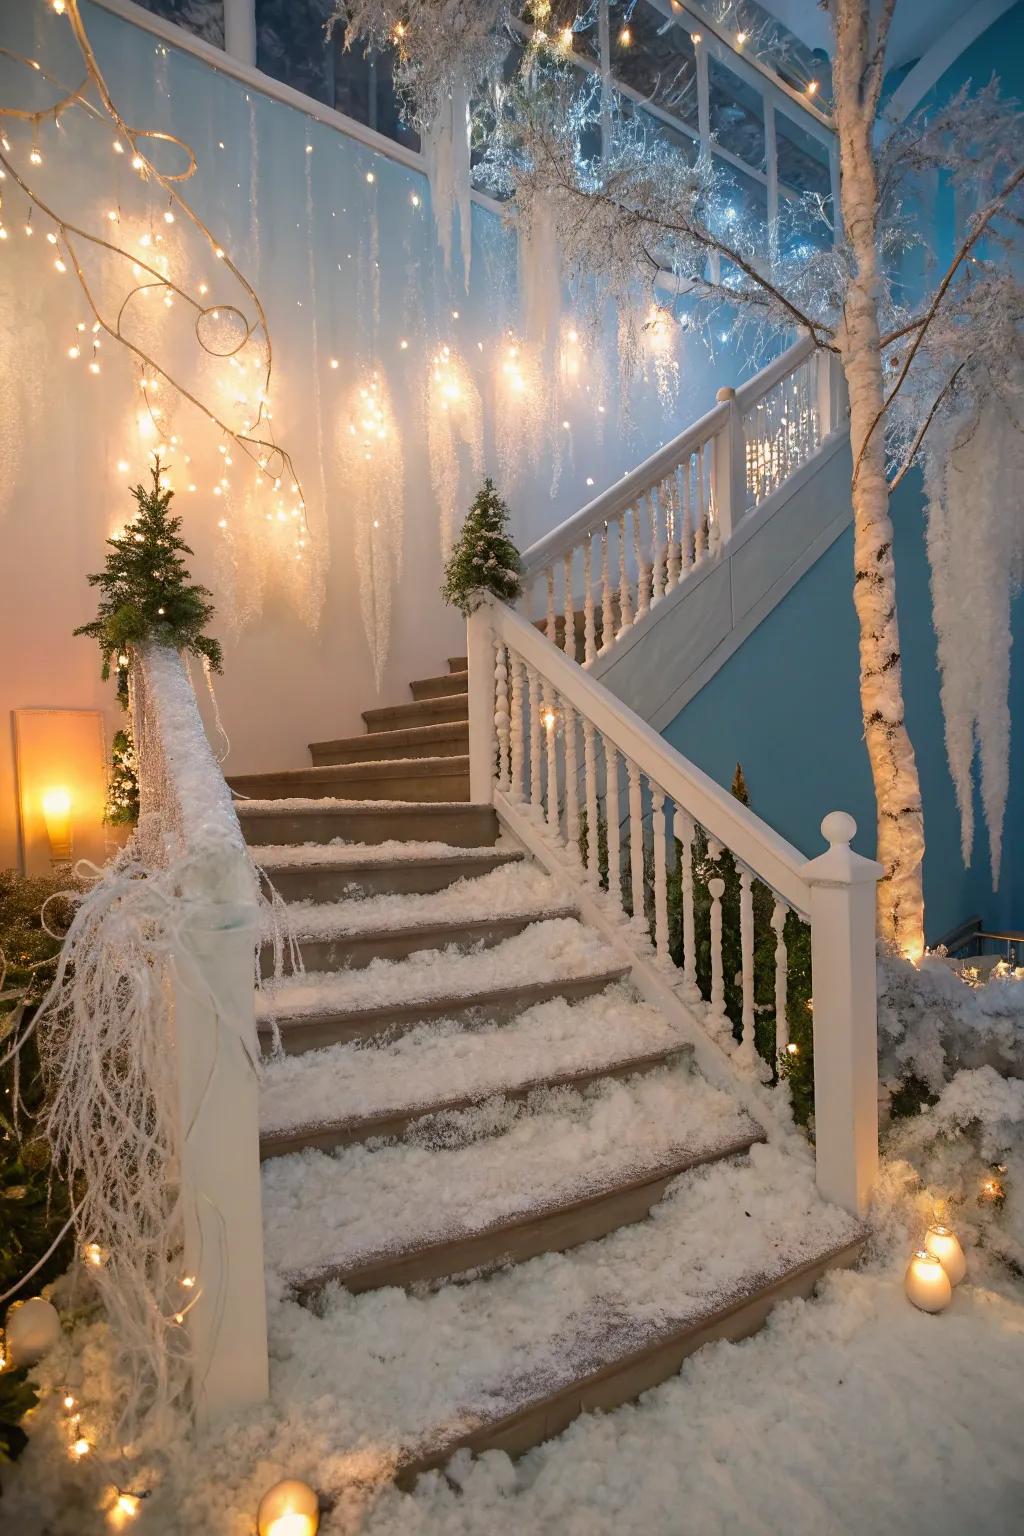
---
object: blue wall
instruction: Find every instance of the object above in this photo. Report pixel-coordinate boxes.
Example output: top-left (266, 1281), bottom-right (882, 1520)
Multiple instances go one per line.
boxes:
top-left (662, 4), bottom-right (1024, 943)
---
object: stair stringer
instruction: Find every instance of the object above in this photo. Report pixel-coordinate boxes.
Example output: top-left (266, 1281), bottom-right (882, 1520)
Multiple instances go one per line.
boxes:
top-left (493, 790), bottom-right (789, 1145)
top-left (591, 431), bottom-right (852, 731)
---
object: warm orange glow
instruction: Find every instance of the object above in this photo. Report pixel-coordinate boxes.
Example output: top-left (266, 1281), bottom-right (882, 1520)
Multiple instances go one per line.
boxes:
top-left (41, 786), bottom-right (73, 861)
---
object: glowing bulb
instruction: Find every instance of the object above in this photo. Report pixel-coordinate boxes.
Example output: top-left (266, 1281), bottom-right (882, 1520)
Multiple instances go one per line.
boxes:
top-left (30, 149), bottom-right (42, 166)
top-left (330, 358), bottom-right (339, 369)
top-left (113, 139), bottom-right (124, 154)
top-left (84, 1241), bottom-right (105, 1267)
top-left (924, 1225), bottom-right (966, 1286)
top-left (131, 154), bottom-right (145, 171)
top-left (736, 30), bottom-right (748, 45)
top-left (400, 339), bottom-right (408, 349)
top-left (63, 1394), bottom-right (76, 1410)
top-left (72, 1438), bottom-right (90, 1459)
top-left (164, 208), bottom-right (175, 223)
top-left (807, 80), bottom-right (819, 95)
top-left (54, 258), bottom-right (66, 273)
top-left (89, 360), bottom-right (100, 374)
top-left (53, 0), bottom-right (67, 12)
top-left (46, 231), bottom-right (57, 244)
top-left (786, 1041), bottom-right (799, 1055)
top-left (198, 282), bottom-right (208, 295)
top-left (904, 1250), bottom-right (952, 1313)
top-left (117, 460), bottom-right (129, 472)
top-left (0, 227), bottom-right (7, 242)
top-left (561, 419), bottom-right (570, 430)
top-left (116, 1493), bottom-right (141, 1519)
top-left (586, 476), bottom-right (594, 486)
top-left (618, 26), bottom-right (632, 46)
top-left (691, 31), bottom-right (702, 43)
top-left (365, 171), bottom-right (375, 184)
top-left (542, 708), bottom-right (557, 732)
top-left (24, 219), bottom-right (33, 236)
top-left (215, 247), bottom-right (224, 259)
top-left (217, 518), bottom-right (228, 529)
top-left (305, 144), bottom-right (313, 155)
top-left (411, 193), bottom-right (420, 207)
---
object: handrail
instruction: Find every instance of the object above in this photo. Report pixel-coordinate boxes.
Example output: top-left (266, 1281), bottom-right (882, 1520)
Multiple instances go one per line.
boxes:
top-left (733, 334), bottom-right (817, 414)
top-left (484, 597), bottom-right (811, 912)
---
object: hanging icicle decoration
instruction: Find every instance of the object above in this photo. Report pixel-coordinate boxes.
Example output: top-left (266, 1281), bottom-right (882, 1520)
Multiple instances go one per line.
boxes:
top-left (337, 371), bottom-right (405, 692)
top-left (427, 344), bottom-right (483, 556)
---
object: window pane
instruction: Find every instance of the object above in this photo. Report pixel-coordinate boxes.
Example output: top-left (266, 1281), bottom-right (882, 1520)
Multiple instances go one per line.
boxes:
top-left (715, 156), bottom-right (768, 258)
top-left (775, 109), bottom-right (831, 198)
top-left (611, 2), bottom-right (699, 133)
top-left (708, 52), bottom-right (766, 171)
top-left (133, 0), bottom-right (224, 45)
top-left (255, 0), bottom-right (418, 151)
top-left (537, 1), bottom-right (601, 62)
top-left (621, 98), bottom-right (697, 166)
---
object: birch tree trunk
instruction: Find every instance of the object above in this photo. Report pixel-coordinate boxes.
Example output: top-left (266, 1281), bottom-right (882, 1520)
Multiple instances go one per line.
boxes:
top-left (832, 0), bottom-right (926, 958)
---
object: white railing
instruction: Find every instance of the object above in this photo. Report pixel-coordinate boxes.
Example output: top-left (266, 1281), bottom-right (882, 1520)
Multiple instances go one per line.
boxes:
top-left (467, 598), bottom-right (880, 1217)
top-left (131, 643), bottom-right (268, 1425)
top-left (520, 337), bottom-right (847, 667)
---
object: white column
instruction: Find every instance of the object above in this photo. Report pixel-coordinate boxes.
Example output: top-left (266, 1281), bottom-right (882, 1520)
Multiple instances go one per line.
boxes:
top-left (223, 0), bottom-right (257, 68)
top-left (466, 609), bottom-right (496, 805)
top-left (800, 812), bottom-right (883, 1218)
top-left (712, 386), bottom-right (744, 545)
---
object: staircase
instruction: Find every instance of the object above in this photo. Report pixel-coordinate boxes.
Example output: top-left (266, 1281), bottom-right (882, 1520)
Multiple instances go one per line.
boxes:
top-left (227, 652), bottom-right (866, 1484)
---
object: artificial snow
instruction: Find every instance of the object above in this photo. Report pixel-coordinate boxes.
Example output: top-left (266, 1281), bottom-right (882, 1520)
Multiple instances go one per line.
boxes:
top-left (260, 1062), bottom-right (759, 1282)
top-left (254, 917), bottom-right (621, 1021)
top-left (258, 982), bottom-right (685, 1137)
top-left (252, 838), bottom-right (521, 868)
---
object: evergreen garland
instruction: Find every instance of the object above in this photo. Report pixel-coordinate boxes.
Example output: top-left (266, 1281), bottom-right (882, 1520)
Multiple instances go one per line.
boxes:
top-left (74, 458), bottom-right (222, 705)
top-left (441, 477), bottom-right (523, 616)
top-left (104, 728), bottom-right (139, 827)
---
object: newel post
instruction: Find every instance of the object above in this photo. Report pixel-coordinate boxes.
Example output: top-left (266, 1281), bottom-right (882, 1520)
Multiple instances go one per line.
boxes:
top-left (815, 348), bottom-right (847, 437)
top-left (712, 386), bottom-right (745, 546)
top-left (799, 812), bottom-right (883, 1218)
top-left (466, 605), bottom-right (496, 805)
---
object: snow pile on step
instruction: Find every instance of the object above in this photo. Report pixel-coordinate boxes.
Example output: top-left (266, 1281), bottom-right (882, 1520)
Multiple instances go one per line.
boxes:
top-left (263, 1142), bottom-right (859, 1465)
top-left (266, 859), bottom-right (572, 941)
top-left (259, 983), bottom-right (685, 1136)
top-left (255, 917), bottom-right (619, 1021)
top-left (261, 1064), bottom-right (760, 1282)
top-left (239, 797), bottom-right (475, 813)
top-left (253, 838), bottom-right (519, 868)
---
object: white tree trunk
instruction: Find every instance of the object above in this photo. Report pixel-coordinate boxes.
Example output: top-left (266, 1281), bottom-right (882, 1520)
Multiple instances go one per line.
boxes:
top-left (833, 0), bottom-right (926, 959)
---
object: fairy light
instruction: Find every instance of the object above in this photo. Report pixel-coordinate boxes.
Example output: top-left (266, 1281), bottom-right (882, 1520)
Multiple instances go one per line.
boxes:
top-left (542, 707), bottom-right (557, 731)
top-left (411, 193), bottom-right (420, 207)
top-left (53, 0), bottom-right (68, 11)
top-left (30, 147), bottom-right (42, 166)
top-left (115, 1492), bottom-right (141, 1519)
top-left (84, 1241), bottom-right (105, 1266)
top-left (736, 30), bottom-right (748, 46)
top-left (54, 256), bottom-right (66, 272)
top-left (807, 80), bottom-right (819, 96)
top-left (63, 1393), bottom-right (76, 1410)
top-left (618, 26), bottom-right (632, 46)
top-left (72, 1437), bottom-right (91, 1458)
top-left (365, 171), bottom-right (375, 184)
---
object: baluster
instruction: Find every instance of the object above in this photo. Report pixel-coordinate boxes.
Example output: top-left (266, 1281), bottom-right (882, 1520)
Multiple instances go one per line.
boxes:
top-left (695, 448), bottom-right (707, 564)
top-left (603, 738), bottom-right (623, 913)
top-left (707, 875), bottom-right (731, 1046)
top-left (494, 643), bottom-right (510, 793)
top-left (600, 523), bottom-right (614, 653)
top-left (647, 492), bottom-right (661, 607)
top-left (633, 503), bottom-right (649, 619)
top-left (563, 551), bottom-right (575, 660)
top-left (582, 718), bottom-right (599, 887)
top-left (617, 511), bottom-right (634, 629)
top-left (679, 810), bottom-right (699, 1002)
top-left (626, 758), bottom-right (646, 931)
top-left (546, 566), bottom-right (556, 645)
top-left (583, 533), bottom-right (596, 665)
top-left (544, 687), bottom-right (560, 838)
top-left (772, 899), bottom-right (789, 1063)
top-left (665, 476), bottom-right (681, 590)
top-left (651, 786), bottom-right (670, 963)
top-left (509, 653), bottom-right (525, 802)
top-left (679, 460), bottom-right (693, 575)
top-left (737, 865), bottom-right (757, 1071)
top-left (562, 692), bottom-right (580, 860)
top-left (527, 664), bottom-right (542, 821)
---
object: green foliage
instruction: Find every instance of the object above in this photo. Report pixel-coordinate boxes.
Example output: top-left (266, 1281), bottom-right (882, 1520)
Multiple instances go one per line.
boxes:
top-left (0, 871), bottom-right (76, 1467)
top-left (104, 728), bottom-right (139, 827)
top-left (74, 458), bottom-right (222, 705)
top-left (441, 478), bottom-right (523, 617)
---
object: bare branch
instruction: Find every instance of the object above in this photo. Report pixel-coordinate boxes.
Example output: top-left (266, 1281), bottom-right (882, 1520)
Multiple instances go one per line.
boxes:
top-left (888, 360), bottom-right (969, 492)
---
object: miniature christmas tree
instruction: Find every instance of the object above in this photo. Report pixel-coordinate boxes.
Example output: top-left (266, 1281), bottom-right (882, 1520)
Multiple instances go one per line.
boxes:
top-left (104, 728), bottom-right (140, 826)
top-left (75, 457), bottom-right (222, 704)
top-left (441, 477), bottom-right (522, 617)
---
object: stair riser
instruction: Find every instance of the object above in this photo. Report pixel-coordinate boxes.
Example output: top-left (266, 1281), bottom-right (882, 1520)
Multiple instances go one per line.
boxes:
top-left (362, 698), bottom-right (468, 731)
top-left (447, 656), bottom-right (468, 674)
top-left (292, 1134), bottom-right (762, 1299)
top-left (260, 853), bottom-right (521, 903)
top-left (410, 673), bottom-right (468, 701)
top-left (260, 1043), bottom-right (692, 1159)
top-left (231, 770), bottom-right (469, 803)
top-left (240, 804), bottom-right (497, 848)
top-left (258, 969), bottom-right (629, 1055)
top-left (258, 907), bottom-right (577, 979)
top-left (309, 735), bottom-right (467, 767)
top-left (394, 1237), bottom-right (865, 1484)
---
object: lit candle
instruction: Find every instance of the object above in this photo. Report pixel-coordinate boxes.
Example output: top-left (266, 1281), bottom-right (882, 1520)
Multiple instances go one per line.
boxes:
top-left (41, 786), bottom-right (73, 862)
top-left (256, 1479), bottom-right (320, 1536)
top-left (924, 1225), bottom-right (966, 1286)
top-left (904, 1250), bottom-right (953, 1313)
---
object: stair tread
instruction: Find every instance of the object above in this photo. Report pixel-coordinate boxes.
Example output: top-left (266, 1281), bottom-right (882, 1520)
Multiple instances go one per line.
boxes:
top-left (259, 982), bottom-right (687, 1144)
top-left (262, 1145), bottom-right (863, 1478)
top-left (262, 1062), bottom-right (762, 1286)
top-left (310, 722), bottom-right (468, 754)
top-left (253, 840), bottom-right (523, 871)
top-left (362, 695), bottom-right (468, 731)
top-left (256, 917), bottom-right (623, 1024)
top-left (232, 755), bottom-right (469, 785)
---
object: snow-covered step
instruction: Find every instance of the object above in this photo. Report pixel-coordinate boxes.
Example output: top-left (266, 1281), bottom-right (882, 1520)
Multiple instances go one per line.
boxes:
top-left (238, 798), bottom-right (496, 849)
top-left (262, 1062), bottom-right (764, 1295)
top-left (227, 753), bottom-right (469, 804)
top-left (309, 719), bottom-right (468, 768)
top-left (362, 692), bottom-right (468, 732)
top-left (410, 669), bottom-right (468, 701)
top-left (254, 841), bottom-right (524, 902)
top-left (259, 859), bottom-right (576, 975)
top-left (266, 1145), bottom-right (864, 1479)
top-left (259, 983), bottom-right (692, 1157)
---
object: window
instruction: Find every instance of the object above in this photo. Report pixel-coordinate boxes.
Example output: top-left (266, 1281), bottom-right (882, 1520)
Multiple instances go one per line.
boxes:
top-left (775, 109), bottom-right (831, 199)
top-left (133, 0), bottom-right (224, 46)
top-left (708, 52), bottom-right (766, 171)
top-left (610, 2), bottom-right (699, 134)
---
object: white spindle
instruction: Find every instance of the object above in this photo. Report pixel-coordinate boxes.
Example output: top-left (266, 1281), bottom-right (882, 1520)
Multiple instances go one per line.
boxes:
top-left (633, 503), bottom-right (649, 619)
top-left (600, 523), bottom-right (614, 653)
top-left (494, 643), bottom-right (510, 793)
top-left (627, 758), bottom-right (645, 930)
top-left (510, 653), bottom-right (525, 802)
top-left (603, 738), bottom-right (623, 913)
top-left (617, 511), bottom-right (633, 629)
top-left (665, 476), bottom-right (681, 590)
top-left (527, 663), bottom-right (542, 820)
top-left (651, 786), bottom-right (670, 963)
top-left (583, 533), bottom-right (596, 664)
top-left (563, 693), bottom-right (580, 859)
top-left (679, 811), bottom-right (699, 1002)
top-left (679, 458), bottom-right (693, 575)
top-left (647, 492), bottom-right (660, 607)
top-left (546, 566), bottom-right (556, 645)
top-left (563, 551), bottom-right (575, 659)
top-left (772, 898), bottom-right (789, 1061)
top-left (583, 717), bottom-right (599, 887)
top-left (695, 449), bottom-right (707, 564)
top-left (544, 687), bottom-right (560, 837)
top-left (707, 875), bottom-right (730, 1045)
top-left (737, 866), bottom-right (757, 1069)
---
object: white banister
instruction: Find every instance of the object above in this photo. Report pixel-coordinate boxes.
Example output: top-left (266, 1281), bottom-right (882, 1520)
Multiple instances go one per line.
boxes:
top-left (223, 0), bottom-right (257, 67)
top-left (800, 813), bottom-right (882, 1218)
top-left (712, 385), bottom-right (743, 544)
top-left (467, 610), bottom-right (496, 803)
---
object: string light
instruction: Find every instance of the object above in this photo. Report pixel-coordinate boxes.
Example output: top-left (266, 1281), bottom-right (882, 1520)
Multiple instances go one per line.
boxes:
top-left (807, 80), bottom-right (819, 96)
top-left (72, 1437), bottom-right (91, 1458)
top-left (410, 192), bottom-right (420, 207)
top-left (618, 27), bottom-right (632, 46)
top-left (365, 171), bottom-right (375, 184)
top-left (736, 31), bottom-right (748, 46)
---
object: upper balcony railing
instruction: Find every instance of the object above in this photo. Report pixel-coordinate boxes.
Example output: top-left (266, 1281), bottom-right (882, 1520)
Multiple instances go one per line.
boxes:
top-left (519, 335), bottom-right (847, 667)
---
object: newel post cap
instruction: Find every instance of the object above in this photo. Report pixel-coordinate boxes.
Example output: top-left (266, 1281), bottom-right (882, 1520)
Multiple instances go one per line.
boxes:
top-left (799, 811), bottom-right (884, 888)
top-left (716, 385), bottom-right (737, 402)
